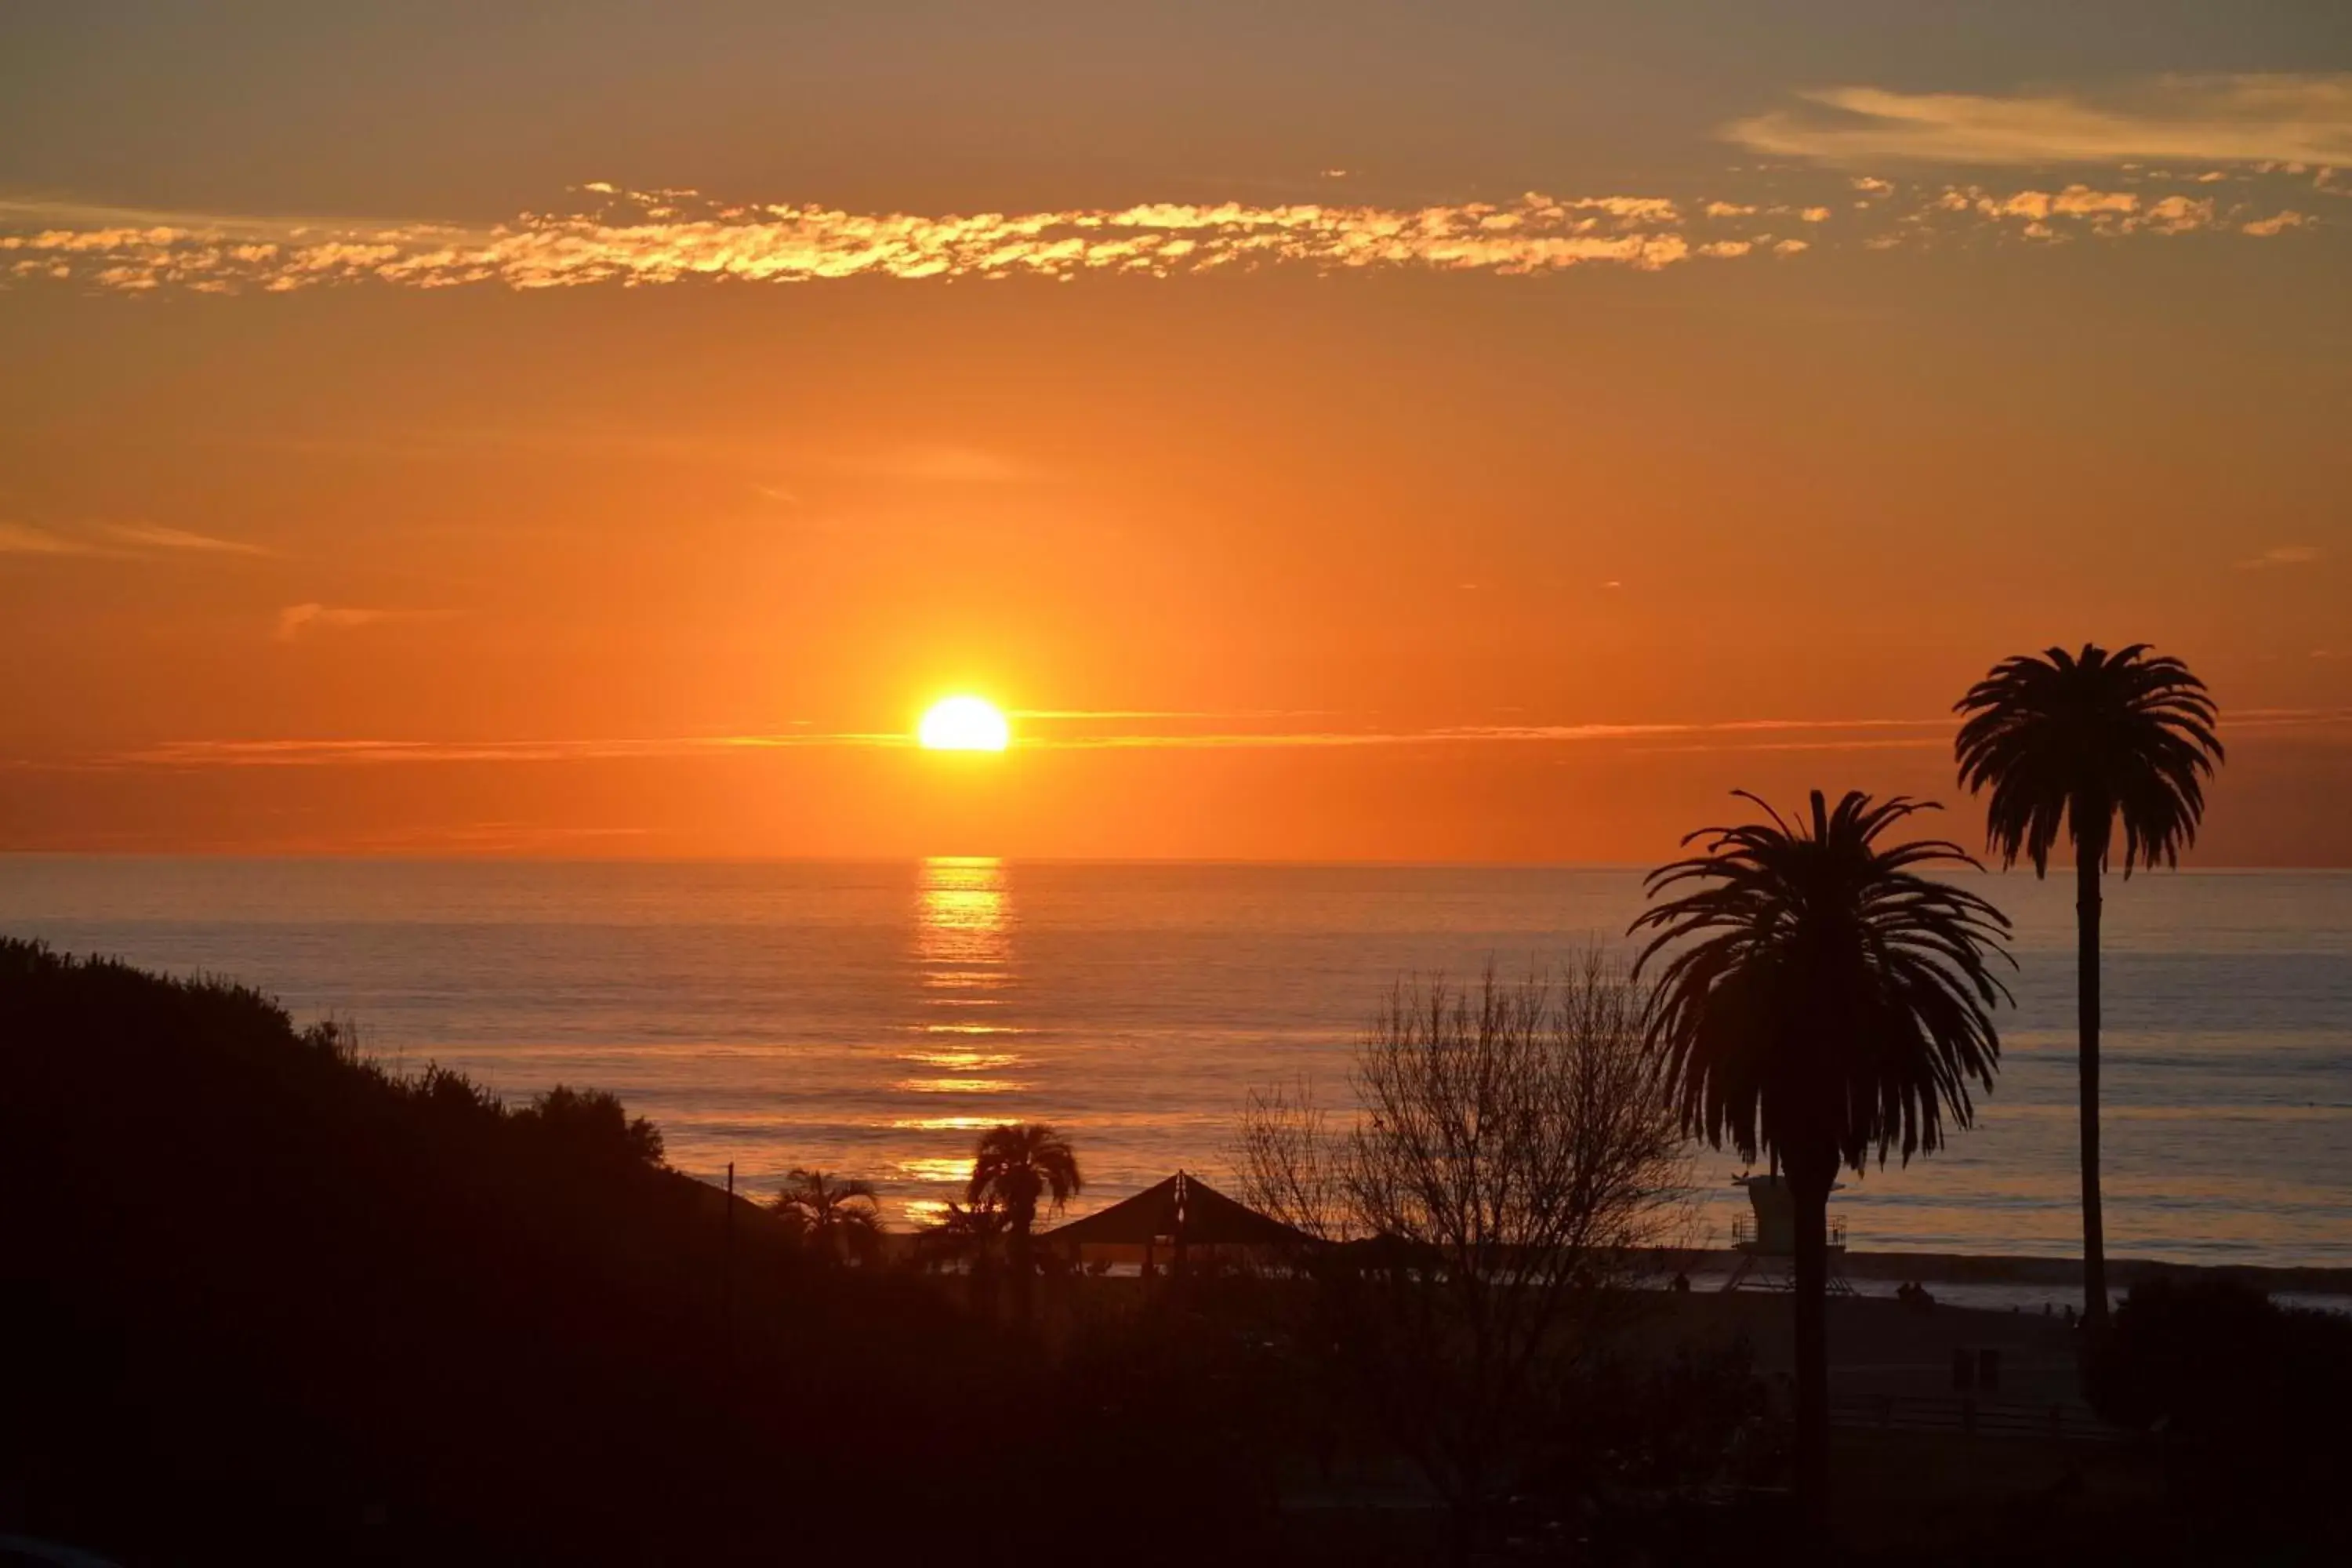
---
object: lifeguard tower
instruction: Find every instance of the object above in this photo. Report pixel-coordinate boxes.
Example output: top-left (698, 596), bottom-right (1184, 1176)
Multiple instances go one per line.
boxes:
top-left (1721, 1171), bottom-right (1857, 1295)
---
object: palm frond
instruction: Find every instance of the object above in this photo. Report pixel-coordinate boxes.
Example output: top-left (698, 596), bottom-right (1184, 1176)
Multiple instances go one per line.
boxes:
top-left (967, 1123), bottom-right (1083, 1233)
top-left (1631, 789), bottom-right (2012, 1175)
top-left (1955, 642), bottom-right (2224, 877)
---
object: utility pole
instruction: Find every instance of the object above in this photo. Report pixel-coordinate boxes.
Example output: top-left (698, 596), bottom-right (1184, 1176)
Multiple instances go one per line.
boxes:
top-left (722, 1161), bottom-right (735, 1380)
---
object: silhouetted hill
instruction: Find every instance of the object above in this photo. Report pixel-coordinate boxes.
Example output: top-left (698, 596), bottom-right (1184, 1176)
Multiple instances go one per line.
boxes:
top-left (0, 941), bottom-right (1022, 1565)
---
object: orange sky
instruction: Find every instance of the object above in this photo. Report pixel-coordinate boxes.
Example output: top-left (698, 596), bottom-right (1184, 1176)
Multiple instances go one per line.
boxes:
top-left (4, 4), bottom-right (2348, 862)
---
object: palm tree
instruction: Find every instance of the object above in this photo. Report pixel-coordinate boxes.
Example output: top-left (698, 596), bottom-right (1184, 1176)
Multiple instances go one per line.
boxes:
top-left (919, 1199), bottom-right (1009, 1308)
top-left (920, 1198), bottom-right (1007, 1258)
top-left (769, 1168), bottom-right (882, 1263)
top-left (1632, 790), bottom-right (2010, 1541)
top-left (966, 1123), bottom-right (1080, 1318)
top-left (1955, 644), bottom-right (2223, 1328)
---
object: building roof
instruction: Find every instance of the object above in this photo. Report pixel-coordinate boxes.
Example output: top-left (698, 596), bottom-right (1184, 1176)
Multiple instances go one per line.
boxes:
top-left (1040, 1171), bottom-right (1316, 1250)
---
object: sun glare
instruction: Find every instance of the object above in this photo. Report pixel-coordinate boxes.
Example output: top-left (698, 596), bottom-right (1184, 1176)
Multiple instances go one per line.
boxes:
top-left (917, 695), bottom-right (1011, 752)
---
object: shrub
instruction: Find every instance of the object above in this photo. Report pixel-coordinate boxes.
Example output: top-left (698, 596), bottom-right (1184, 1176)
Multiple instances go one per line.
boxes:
top-left (514, 1084), bottom-right (665, 1169)
top-left (2086, 1276), bottom-right (2352, 1543)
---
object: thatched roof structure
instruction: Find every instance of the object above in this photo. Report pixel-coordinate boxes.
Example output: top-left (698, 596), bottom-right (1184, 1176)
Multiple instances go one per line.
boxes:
top-left (1040, 1171), bottom-right (1315, 1250)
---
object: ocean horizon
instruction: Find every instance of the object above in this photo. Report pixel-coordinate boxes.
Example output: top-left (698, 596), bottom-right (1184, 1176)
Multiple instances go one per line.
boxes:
top-left (6, 854), bottom-right (2347, 1272)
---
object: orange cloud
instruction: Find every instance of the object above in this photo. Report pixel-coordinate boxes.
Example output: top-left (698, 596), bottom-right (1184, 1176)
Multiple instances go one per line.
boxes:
top-left (4, 174), bottom-right (2321, 297)
top-left (274, 604), bottom-right (449, 641)
top-left (0, 189), bottom-right (1736, 294)
top-left (99, 523), bottom-right (270, 555)
top-left (1729, 74), bottom-right (2352, 167)
top-left (0, 522), bottom-right (96, 555)
top-left (2242, 209), bottom-right (2312, 236)
top-left (2237, 545), bottom-right (2323, 571)
top-left (0, 520), bottom-right (267, 557)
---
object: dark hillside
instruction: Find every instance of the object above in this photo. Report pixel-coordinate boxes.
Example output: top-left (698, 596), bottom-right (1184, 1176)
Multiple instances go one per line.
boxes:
top-left (0, 940), bottom-right (1020, 1565)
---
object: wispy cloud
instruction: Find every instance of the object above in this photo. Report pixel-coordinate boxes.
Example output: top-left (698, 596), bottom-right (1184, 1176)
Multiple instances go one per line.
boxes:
top-left (1007, 708), bottom-right (1333, 720)
top-left (2241, 209), bottom-right (2313, 236)
top-left (2237, 544), bottom-right (2324, 571)
top-left (119, 735), bottom-right (903, 767)
top-left (1727, 74), bottom-right (2352, 167)
top-left (0, 522), bottom-right (96, 555)
top-left (1, 519), bottom-right (269, 557)
top-left (274, 604), bottom-right (450, 641)
top-left (107, 714), bottom-right (1955, 768)
top-left (3, 169), bottom-right (2322, 299)
top-left (2228, 706), bottom-right (2352, 730)
top-left (0, 187), bottom-right (1714, 292)
top-left (77, 706), bottom-right (2352, 772)
top-left (0, 187), bottom-right (1813, 296)
top-left (97, 522), bottom-right (270, 555)
top-left (827, 445), bottom-right (1041, 484)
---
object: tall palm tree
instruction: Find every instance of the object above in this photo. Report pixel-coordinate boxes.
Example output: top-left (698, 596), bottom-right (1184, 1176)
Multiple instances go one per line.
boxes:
top-left (966, 1123), bottom-right (1080, 1318)
top-left (770, 1168), bottom-right (883, 1263)
top-left (1955, 644), bottom-right (2223, 1328)
top-left (1632, 790), bottom-right (2010, 1540)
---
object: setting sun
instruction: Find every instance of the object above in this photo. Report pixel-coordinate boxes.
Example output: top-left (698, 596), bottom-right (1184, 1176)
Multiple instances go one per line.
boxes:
top-left (916, 696), bottom-right (1011, 753)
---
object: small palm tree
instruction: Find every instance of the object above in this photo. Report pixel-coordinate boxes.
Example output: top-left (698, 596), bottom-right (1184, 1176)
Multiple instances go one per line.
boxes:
top-left (1955, 644), bottom-right (2223, 1327)
top-left (770, 1168), bottom-right (882, 1264)
top-left (922, 1198), bottom-right (1007, 1257)
top-left (1632, 789), bottom-right (2010, 1541)
top-left (967, 1123), bottom-right (1080, 1316)
top-left (920, 1199), bottom-right (1009, 1307)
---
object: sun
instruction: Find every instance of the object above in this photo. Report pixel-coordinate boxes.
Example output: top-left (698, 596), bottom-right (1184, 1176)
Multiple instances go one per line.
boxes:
top-left (917, 695), bottom-right (1011, 752)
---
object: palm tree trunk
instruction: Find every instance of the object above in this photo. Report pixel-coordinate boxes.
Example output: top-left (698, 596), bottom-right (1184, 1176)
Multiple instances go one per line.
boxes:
top-left (2076, 838), bottom-right (2109, 1329)
top-left (1787, 1159), bottom-right (1834, 1545)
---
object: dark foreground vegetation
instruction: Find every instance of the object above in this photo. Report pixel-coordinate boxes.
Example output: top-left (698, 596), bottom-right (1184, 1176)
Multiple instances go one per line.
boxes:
top-left (0, 941), bottom-right (1272, 1564)
top-left (5, 938), bottom-right (2349, 1566)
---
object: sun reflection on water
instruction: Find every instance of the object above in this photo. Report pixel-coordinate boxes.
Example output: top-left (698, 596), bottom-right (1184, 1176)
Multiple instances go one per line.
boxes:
top-left (896, 1076), bottom-right (1028, 1095)
top-left (916, 858), bottom-right (1011, 977)
top-left (885, 858), bottom-right (1030, 1220)
top-left (898, 1156), bottom-right (977, 1183)
top-left (903, 1051), bottom-right (1022, 1070)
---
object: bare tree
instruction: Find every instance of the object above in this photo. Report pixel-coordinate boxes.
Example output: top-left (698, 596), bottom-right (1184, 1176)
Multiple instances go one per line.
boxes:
top-left (1236, 949), bottom-right (1690, 1547)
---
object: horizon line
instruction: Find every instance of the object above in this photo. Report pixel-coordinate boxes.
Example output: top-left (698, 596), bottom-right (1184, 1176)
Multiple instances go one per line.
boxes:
top-left (4, 848), bottom-right (2343, 873)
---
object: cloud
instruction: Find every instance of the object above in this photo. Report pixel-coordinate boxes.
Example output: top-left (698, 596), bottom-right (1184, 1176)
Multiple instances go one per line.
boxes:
top-left (1726, 74), bottom-right (2352, 167)
top-left (5, 170), bottom-right (2326, 298)
top-left (836, 445), bottom-right (1038, 484)
top-left (96, 522), bottom-right (270, 555)
top-left (0, 520), bottom-right (269, 557)
top-left (2242, 209), bottom-right (2312, 236)
top-left (1867, 176), bottom-right (2321, 248)
top-left (2228, 706), bottom-right (2352, 730)
top-left (111, 714), bottom-right (1968, 769)
top-left (2237, 544), bottom-right (2323, 571)
top-left (122, 735), bottom-right (905, 767)
top-left (0, 522), bottom-right (96, 554)
top-left (274, 604), bottom-right (448, 641)
top-left (2, 187), bottom-right (1741, 295)
top-left (93, 707), bottom-right (2352, 774)
top-left (1008, 708), bottom-right (1331, 720)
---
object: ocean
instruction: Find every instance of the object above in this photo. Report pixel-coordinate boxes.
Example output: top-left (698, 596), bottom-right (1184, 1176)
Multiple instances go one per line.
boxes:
top-left (5, 856), bottom-right (2347, 1272)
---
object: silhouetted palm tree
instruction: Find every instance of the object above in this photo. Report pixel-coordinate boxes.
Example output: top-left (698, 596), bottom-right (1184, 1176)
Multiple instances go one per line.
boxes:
top-left (967, 1123), bottom-right (1080, 1318)
top-left (920, 1199), bottom-right (1009, 1308)
top-left (1955, 644), bottom-right (2223, 1328)
top-left (1632, 789), bottom-right (2009, 1541)
top-left (770, 1168), bottom-right (882, 1263)
top-left (922, 1198), bottom-right (1006, 1257)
